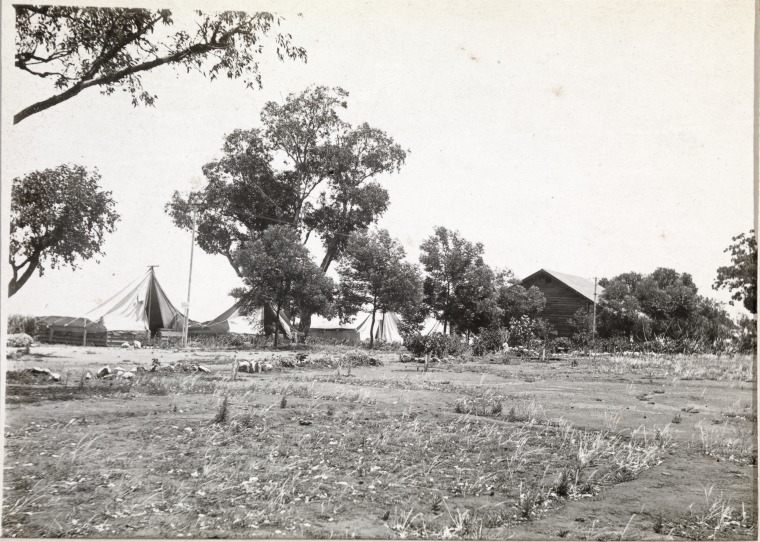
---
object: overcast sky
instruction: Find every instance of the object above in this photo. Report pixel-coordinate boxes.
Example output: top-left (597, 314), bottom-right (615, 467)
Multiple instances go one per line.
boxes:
top-left (1, 0), bottom-right (755, 322)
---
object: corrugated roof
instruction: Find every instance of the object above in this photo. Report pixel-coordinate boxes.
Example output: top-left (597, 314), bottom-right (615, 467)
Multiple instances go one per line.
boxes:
top-left (523, 269), bottom-right (604, 303)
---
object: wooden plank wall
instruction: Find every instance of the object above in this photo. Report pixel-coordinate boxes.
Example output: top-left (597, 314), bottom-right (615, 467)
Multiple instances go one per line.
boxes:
top-left (522, 272), bottom-right (593, 337)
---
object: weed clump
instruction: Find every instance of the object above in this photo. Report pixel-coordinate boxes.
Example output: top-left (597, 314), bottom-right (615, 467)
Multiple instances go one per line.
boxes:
top-left (553, 469), bottom-right (572, 498)
top-left (213, 396), bottom-right (229, 424)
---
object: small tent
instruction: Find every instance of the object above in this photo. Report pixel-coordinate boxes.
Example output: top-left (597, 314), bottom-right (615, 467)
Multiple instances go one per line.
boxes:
top-left (422, 318), bottom-right (449, 336)
top-left (189, 302), bottom-right (292, 339)
top-left (86, 268), bottom-right (186, 336)
top-left (356, 311), bottom-right (404, 343)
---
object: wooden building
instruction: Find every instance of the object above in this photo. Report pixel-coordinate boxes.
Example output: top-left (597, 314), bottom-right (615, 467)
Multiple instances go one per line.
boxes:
top-left (520, 269), bottom-right (603, 337)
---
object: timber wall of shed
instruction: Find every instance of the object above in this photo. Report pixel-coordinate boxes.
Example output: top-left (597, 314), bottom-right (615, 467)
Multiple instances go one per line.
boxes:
top-left (522, 273), bottom-right (594, 337)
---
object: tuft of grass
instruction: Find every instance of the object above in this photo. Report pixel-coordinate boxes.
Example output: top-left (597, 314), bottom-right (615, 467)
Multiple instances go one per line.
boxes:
top-left (280, 395), bottom-right (287, 408)
top-left (518, 486), bottom-right (541, 520)
top-left (213, 396), bottom-right (229, 424)
top-left (672, 412), bottom-right (682, 424)
top-left (553, 469), bottom-right (572, 498)
top-left (653, 511), bottom-right (665, 534)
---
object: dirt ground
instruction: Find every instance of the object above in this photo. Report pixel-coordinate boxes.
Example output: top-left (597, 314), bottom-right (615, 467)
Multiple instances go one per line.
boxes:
top-left (2, 345), bottom-right (756, 539)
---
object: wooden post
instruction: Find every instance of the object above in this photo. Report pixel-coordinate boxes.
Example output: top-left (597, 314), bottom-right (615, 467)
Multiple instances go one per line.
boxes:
top-left (82, 326), bottom-right (87, 346)
top-left (592, 277), bottom-right (598, 351)
top-left (48, 327), bottom-right (54, 343)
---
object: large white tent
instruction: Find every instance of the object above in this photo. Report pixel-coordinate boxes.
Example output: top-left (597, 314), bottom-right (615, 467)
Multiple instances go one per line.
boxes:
top-left (85, 268), bottom-right (186, 335)
top-left (189, 302), bottom-right (292, 339)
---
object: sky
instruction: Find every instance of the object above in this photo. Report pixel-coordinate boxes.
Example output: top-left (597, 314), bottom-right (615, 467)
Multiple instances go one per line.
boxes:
top-left (1, 0), bottom-right (756, 323)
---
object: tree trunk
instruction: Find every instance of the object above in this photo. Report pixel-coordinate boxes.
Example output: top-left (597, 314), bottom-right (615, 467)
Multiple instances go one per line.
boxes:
top-left (225, 251), bottom-right (243, 278)
top-left (319, 241), bottom-right (340, 273)
top-left (300, 310), bottom-right (312, 335)
top-left (14, 84), bottom-right (85, 124)
top-left (8, 253), bottom-right (41, 297)
top-left (369, 306), bottom-right (377, 349)
top-left (443, 283), bottom-right (451, 334)
top-left (274, 301), bottom-right (282, 348)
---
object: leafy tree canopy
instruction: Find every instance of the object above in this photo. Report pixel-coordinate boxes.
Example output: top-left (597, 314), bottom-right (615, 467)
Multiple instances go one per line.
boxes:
top-left (231, 225), bottom-right (334, 346)
top-left (419, 226), bottom-right (485, 334)
top-left (496, 280), bottom-right (546, 325)
top-left (337, 229), bottom-right (422, 347)
top-left (450, 262), bottom-right (502, 337)
top-left (598, 267), bottom-right (733, 343)
top-left (714, 230), bottom-right (757, 314)
top-left (9, 164), bottom-right (120, 297)
top-left (167, 86), bottom-right (406, 276)
top-left (14, 6), bottom-right (306, 123)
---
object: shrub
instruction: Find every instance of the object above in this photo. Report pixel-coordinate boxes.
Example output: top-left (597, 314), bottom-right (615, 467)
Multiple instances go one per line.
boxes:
top-left (403, 332), bottom-right (469, 358)
top-left (7, 333), bottom-right (33, 348)
top-left (472, 327), bottom-right (508, 356)
top-left (7, 315), bottom-right (38, 336)
top-left (344, 350), bottom-right (383, 366)
top-left (191, 333), bottom-right (270, 350)
top-left (552, 337), bottom-right (573, 353)
top-left (736, 316), bottom-right (757, 354)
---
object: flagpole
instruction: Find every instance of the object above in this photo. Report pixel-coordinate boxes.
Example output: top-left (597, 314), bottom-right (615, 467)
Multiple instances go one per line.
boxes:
top-left (182, 205), bottom-right (199, 348)
top-left (592, 277), bottom-right (598, 350)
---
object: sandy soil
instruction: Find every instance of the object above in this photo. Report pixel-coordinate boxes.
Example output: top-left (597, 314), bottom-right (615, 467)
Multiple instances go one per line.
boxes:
top-left (2, 345), bottom-right (756, 539)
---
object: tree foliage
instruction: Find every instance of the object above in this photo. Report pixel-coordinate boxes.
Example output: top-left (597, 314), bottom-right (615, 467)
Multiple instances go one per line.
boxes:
top-left (336, 229), bottom-right (422, 347)
top-left (14, 6), bottom-right (306, 123)
top-left (449, 262), bottom-right (502, 338)
top-left (166, 86), bottom-right (406, 277)
top-left (231, 225), bottom-right (334, 346)
top-left (496, 279), bottom-right (546, 325)
top-left (713, 230), bottom-right (757, 314)
top-left (419, 227), bottom-right (486, 334)
top-left (596, 267), bottom-right (734, 344)
top-left (8, 164), bottom-right (120, 297)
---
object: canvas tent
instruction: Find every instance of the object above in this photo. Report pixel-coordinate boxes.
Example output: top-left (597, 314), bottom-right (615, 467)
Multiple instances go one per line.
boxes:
top-left (308, 311), bottom-right (404, 344)
top-left (189, 302), bottom-right (292, 339)
top-left (356, 311), bottom-right (403, 343)
top-left (86, 267), bottom-right (186, 336)
top-left (422, 318), bottom-right (449, 336)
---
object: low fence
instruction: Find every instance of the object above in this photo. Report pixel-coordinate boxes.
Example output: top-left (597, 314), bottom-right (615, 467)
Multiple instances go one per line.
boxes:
top-left (36, 328), bottom-right (150, 347)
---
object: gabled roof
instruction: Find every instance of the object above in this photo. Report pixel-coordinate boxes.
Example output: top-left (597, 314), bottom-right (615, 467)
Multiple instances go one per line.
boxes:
top-left (522, 268), bottom-right (604, 303)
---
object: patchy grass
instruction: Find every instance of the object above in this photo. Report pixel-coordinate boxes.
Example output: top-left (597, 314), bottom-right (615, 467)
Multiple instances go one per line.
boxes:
top-left (2, 348), bottom-right (756, 539)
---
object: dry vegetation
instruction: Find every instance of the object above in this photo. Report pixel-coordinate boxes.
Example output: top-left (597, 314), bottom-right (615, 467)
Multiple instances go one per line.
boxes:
top-left (2, 347), bottom-right (756, 539)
